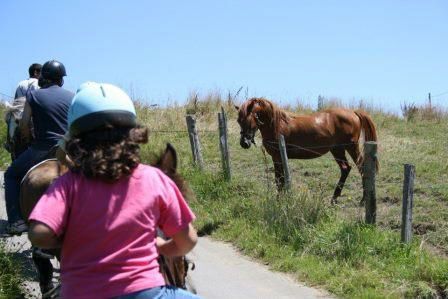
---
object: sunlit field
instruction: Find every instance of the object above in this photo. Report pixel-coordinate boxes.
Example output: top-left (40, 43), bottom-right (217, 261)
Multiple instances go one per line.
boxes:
top-left (0, 95), bottom-right (447, 298)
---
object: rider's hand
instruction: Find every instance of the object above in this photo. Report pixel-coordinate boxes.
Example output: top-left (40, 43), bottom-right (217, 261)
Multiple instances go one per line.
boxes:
top-left (156, 223), bottom-right (198, 257)
top-left (156, 236), bottom-right (167, 249)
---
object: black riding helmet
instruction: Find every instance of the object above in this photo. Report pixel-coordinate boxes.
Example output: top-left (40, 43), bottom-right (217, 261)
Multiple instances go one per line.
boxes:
top-left (41, 60), bottom-right (67, 80)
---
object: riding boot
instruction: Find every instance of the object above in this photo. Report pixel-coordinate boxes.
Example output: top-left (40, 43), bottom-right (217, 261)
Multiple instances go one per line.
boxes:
top-left (32, 250), bottom-right (54, 295)
top-left (41, 282), bottom-right (60, 299)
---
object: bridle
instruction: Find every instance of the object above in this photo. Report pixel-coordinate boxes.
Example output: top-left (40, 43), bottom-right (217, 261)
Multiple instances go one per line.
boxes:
top-left (240, 111), bottom-right (263, 146)
top-left (253, 112), bottom-right (264, 126)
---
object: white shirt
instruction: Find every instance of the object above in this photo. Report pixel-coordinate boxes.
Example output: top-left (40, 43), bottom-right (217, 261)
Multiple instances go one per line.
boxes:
top-left (15, 78), bottom-right (39, 99)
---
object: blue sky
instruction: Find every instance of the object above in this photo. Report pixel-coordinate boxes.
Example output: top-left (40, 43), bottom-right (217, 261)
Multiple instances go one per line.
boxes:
top-left (0, 1), bottom-right (447, 113)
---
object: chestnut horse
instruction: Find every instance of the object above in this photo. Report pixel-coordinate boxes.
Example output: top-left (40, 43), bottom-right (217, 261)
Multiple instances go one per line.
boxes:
top-left (236, 98), bottom-right (378, 203)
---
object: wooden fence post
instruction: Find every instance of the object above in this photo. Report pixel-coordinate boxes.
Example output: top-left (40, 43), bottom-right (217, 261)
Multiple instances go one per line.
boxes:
top-left (363, 141), bottom-right (377, 224)
top-left (317, 95), bottom-right (324, 111)
top-left (401, 164), bottom-right (415, 243)
top-left (218, 107), bottom-right (231, 180)
top-left (185, 115), bottom-right (204, 169)
top-left (278, 134), bottom-right (291, 191)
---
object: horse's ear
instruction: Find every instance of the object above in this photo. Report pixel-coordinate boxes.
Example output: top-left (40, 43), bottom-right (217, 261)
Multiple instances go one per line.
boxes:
top-left (156, 143), bottom-right (178, 175)
top-left (234, 105), bottom-right (239, 111)
top-left (247, 100), bottom-right (256, 113)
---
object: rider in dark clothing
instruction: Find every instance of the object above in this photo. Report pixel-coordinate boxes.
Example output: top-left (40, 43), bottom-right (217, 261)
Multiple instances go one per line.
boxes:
top-left (4, 60), bottom-right (74, 235)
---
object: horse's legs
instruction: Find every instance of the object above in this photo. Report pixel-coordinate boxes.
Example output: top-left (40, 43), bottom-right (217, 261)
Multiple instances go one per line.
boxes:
top-left (346, 144), bottom-right (362, 174)
top-left (330, 148), bottom-right (352, 204)
top-left (272, 157), bottom-right (285, 191)
top-left (32, 249), bottom-right (54, 293)
top-left (347, 144), bottom-right (366, 206)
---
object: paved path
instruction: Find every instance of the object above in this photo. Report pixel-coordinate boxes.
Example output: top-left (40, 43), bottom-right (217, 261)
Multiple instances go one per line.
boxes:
top-left (188, 237), bottom-right (332, 299)
top-left (0, 172), bottom-right (333, 299)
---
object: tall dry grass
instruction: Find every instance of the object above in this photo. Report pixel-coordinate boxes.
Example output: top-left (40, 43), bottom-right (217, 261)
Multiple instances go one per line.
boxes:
top-left (401, 101), bottom-right (447, 122)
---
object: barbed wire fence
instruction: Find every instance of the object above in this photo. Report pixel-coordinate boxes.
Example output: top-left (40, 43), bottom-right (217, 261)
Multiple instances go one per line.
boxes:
top-left (146, 108), bottom-right (447, 245)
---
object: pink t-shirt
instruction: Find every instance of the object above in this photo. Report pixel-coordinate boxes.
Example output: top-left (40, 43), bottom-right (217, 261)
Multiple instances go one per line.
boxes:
top-left (29, 164), bottom-right (195, 299)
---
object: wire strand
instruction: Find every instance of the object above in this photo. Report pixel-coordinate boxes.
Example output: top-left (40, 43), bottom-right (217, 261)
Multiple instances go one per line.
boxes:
top-left (0, 92), bottom-right (13, 99)
top-left (432, 91), bottom-right (448, 98)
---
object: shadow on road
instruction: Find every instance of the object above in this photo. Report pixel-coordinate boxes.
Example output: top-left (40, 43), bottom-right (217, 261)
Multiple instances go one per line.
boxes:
top-left (197, 221), bottom-right (223, 237)
top-left (11, 249), bottom-right (39, 282)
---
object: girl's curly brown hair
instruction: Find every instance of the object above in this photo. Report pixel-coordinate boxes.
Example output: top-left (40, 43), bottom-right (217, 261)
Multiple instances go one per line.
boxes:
top-left (66, 125), bottom-right (148, 182)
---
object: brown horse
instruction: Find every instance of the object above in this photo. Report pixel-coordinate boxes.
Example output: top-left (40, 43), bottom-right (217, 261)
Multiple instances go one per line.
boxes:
top-left (20, 158), bottom-right (69, 220)
top-left (5, 102), bottom-right (195, 293)
top-left (20, 157), bottom-right (68, 297)
top-left (18, 144), bottom-right (196, 295)
top-left (236, 97), bottom-right (378, 203)
top-left (153, 143), bottom-right (196, 291)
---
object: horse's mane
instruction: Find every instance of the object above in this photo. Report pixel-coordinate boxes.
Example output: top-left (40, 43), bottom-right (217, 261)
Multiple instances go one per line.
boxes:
top-left (243, 97), bottom-right (290, 137)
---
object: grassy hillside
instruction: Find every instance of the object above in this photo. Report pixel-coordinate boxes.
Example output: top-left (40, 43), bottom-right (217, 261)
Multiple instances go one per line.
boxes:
top-left (136, 97), bottom-right (448, 298)
top-left (0, 98), bottom-right (447, 298)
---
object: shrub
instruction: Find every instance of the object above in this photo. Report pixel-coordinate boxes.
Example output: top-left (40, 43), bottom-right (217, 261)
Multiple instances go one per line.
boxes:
top-left (261, 187), bottom-right (329, 245)
top-left (401, 102), bottom-right (419, 122)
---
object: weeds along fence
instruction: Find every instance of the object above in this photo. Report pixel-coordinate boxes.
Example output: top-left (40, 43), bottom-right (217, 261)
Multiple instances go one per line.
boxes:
top-left (142, 106), bottom-right (448, 247)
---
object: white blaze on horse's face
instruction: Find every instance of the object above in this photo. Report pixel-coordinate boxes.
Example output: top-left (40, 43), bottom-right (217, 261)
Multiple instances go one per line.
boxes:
top-left (237, 107), bottom-right (258, 149)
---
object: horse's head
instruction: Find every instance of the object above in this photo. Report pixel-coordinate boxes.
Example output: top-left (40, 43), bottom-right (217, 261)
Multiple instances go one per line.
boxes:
top-left (154, 143), bottom-right (178, 176)
top-left (153, 143), bottom-right (195, 290)
top-left (235, 98), bottom-right (271, 149)
top-left (154, 143), bottom-right (194, 202)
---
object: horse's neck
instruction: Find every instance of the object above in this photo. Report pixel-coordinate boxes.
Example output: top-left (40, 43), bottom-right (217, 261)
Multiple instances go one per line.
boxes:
top-left (259, 125), bottom-right (277, 141)
top-left (259, 108), bottom-right (289, 140)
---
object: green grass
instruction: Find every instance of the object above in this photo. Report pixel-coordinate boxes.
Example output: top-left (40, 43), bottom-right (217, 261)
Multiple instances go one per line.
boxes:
top-left (184, 170), bottom-right (448, 298)
top-left (133, 96), bottom-right (448, 298)
top-left (0, 242), bottom-right (24, 298)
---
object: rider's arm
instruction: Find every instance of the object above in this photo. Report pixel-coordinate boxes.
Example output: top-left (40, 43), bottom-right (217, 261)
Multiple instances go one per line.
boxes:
top-left (19, 100), bottom-right (32, 142)
top-left (28, 220), bottom-right (62, 249)
top-left (157, 223), bottom-right (198, 257)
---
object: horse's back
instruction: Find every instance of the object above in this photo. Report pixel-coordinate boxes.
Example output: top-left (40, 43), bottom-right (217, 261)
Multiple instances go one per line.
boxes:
top-left (287, 108), bottom-right (358, 136)
top-left (307, 108), bottom-right (362, 138)
top-left (20, 159), bottom-right (68, 221)
top-left (280, 108), bottom-right (364, 158)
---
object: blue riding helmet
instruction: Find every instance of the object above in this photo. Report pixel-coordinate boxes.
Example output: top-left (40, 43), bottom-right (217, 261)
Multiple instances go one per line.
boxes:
top-left (68, 82), bottom-right (137, 136)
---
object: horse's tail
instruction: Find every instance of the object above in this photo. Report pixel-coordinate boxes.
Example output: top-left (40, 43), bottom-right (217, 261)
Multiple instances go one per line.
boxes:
top-left (354, 110), bottom-right (379, 173)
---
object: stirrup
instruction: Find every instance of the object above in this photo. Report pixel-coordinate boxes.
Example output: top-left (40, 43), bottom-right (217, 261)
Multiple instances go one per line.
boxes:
top-left (41, 282), bottom-right (60, 299)
top-left (33, 247), bottom-right (55, 259)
